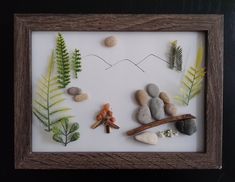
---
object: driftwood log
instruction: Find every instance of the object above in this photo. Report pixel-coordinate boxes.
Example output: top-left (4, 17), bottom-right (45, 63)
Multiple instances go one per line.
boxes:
top-left (126, 114), bottom-right (196, 136)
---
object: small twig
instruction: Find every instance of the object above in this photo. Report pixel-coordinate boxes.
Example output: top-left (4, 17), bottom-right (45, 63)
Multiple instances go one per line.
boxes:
top-left (106, 125), bottom-right (111, 133)
top-left (126, 114), bottom-right (196, 136)
top-left (106, 121), bottom-right (120, 129)
top-left (91, 120), bottom-right (103, 129)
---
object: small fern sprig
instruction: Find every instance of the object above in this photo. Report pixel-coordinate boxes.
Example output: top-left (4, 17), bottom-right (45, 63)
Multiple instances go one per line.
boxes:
top-left (71, 49), bottom-right (82, 79)
top-left (175, 47), bottom-right (206, 106)
top-left (52, 118), bottom-right (80, 146)
top-left (56, 33), bottom-right (70, 88)
top-left (33, 51), bottom-right (72, 131)
top-left (169, 40), bottom-right (183, 71)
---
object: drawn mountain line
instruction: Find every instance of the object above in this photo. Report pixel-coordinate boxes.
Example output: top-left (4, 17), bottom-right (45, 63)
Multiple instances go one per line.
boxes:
top-left (82, 53), bottom-right (170, 72)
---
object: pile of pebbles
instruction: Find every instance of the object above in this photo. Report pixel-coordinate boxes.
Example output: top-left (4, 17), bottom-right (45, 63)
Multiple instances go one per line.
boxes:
top-left (67, 87), bottom-right (88, 102)
top-left (135, 83), bottom-right (177, 125)
top-left (134, 83), bottom-right (197, 145)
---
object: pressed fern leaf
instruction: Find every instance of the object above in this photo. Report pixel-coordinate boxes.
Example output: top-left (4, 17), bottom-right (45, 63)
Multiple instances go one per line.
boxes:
top-left (56, 33), bottom-right (71, 88)
top-left (175, 46), bottom-right (182, 71)
top-left (71, 49), bottom-right (82, 79)
top-left (169, 40), bottom-right (183, 71)
top-left (175, 47), bottom-right (206, 106)
top-left (169, 40), bottom-right (177, 69)
top-left (33, 51), bottom-right (72, 131)
top-left (52, 118), bottom-right (80, 146)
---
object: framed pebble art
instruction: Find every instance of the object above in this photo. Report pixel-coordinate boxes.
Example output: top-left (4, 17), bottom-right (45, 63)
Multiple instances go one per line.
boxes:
top-left (14, 14), bottom-right (223, 169)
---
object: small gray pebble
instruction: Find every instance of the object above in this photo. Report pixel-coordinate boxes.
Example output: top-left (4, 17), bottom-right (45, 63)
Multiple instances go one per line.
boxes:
top-left (149, 98), bottom-right (165, 120)
top-left (136, 105), bottom-right (152, 124)
top-left (67, 87), bottom-right (82, 96)
top-left (175, 119), bottom-right (197, 135)
top-left (146, 83), bottom-right (160, 98)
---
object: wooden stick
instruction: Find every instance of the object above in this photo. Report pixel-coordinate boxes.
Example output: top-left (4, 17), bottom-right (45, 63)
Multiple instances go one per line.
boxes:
top-left (91, 120), bottom-right (103, 129)
top-left (106, 125), bottom-right (111, 133)
top-left (126, 114), bottom-right (196, 136)
top-left (107, 121), bottom-right (120, 129)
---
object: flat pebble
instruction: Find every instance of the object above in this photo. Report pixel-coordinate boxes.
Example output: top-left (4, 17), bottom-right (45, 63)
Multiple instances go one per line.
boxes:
top-left (146, 83), bottom-right (160, 97)
top-left (175, 119), bottom-right (197, 135)
top-left (136, 105), bottom-right (152, 124)
top-left (73, 93), bottom-right (88, 102)
top-left (149, 98), bottom-right (165, 120)
top-left (135, 90), bottom-right (149, 106)
top-left (104, 36), bottom-right (117, 47)
top-left (67, 87), bottom-right (82, 96)
top-left (159, 92), bottom-right (170, 104)
top-left (164, 103), bottom-right (177, 116)
top-left (135, 132), bottom-right (158, 145)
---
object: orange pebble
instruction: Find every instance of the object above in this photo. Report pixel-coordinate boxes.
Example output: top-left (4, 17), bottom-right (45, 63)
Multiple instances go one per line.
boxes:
top-left (107, 111), bottom-right (113, 116)
top-left (100, 110), bottom-right (107, 118)
top-left (103, 103), bottom-right (110, 110)
top-left (96, 114), bottom-right (103, 121)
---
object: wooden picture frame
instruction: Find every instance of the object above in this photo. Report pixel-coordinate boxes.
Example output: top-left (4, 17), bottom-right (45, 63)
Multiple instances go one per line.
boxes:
top-left (14, 14), bottom-right (223, 169)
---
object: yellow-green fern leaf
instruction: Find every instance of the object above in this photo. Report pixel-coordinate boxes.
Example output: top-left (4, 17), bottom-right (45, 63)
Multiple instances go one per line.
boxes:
top-left (33, 50), bottom-right (72, 131)
top-left (175, 47), bottom-right (206, 106)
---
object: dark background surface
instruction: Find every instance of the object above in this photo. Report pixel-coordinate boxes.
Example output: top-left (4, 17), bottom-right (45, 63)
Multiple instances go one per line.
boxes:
top-left (1, 0), bottom-right (235, 181)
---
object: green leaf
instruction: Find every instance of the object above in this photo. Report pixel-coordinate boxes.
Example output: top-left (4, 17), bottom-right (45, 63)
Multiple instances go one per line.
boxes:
top-left (175, 47), bottom-right (206, 106)
top-left (56, 33), bottom-right (71, 88)
top-left (50, 116), bottom-right (74, 126)
top-left (168, 40), bottom-right (182, 71)
top-left (33, 50), bottom-right (72, 132)
top-left (33, 107), bottom-right (48, 120)
top-left (69, 123), bottom-right (79, 133)
top-left (32, 111), bottom-right (48, 127)
top-left (50, 108), bottom-right (71, 115)
top-left (61, 118), bottom-right (69, 132)
top-left (175, 46), bottom-right (182, 71)
top-left (50, 92), bottom-right (64, 100)
top-left (71, 49), bottom-right (82, 79)
top-left (53, 134), bottom-right (64, 144)
top-left (195, 47), bottom-right (203, 68)
top-left (69, 132), bottom-right (80, 142)
top-left (34, 100), bottom-right (47, 110)
top-left (49, 98), bottom-right (65, 108)
top-left (52, 126), bottom-right (64, 135)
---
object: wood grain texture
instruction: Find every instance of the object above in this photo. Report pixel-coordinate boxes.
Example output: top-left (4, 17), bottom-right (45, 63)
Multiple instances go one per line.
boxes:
top-left (14, 14), bottom-right (223, 169)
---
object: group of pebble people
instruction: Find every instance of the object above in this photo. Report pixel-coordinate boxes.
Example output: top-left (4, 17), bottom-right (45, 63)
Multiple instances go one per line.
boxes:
top-left (134, 83), bottom-right (197, 145)
top-left (135, 83), bottom-right (177, 125)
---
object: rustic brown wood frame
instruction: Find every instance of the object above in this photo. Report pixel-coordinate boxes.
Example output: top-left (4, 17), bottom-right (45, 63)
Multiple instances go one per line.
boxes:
top-left (14, 14), bottom-right (223, 169)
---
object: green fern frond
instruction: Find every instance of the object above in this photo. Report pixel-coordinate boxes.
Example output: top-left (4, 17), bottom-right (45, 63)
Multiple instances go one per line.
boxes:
top-left (175, 47), bottom-right (206, 106)
top-left (33, 50), bottom-right (72, 131)
top-left (169, 40), bottom-right (183, 71)
top-left (52, 118), bottom-right (80, 146)
top-left (71, 49), bottom-right (82, 79)
top-left (56, 33), bottom-right (70, 88)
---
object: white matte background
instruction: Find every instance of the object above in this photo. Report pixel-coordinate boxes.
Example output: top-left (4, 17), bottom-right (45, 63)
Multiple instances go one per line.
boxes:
top-left (32, 31), bottom-right (205, 152)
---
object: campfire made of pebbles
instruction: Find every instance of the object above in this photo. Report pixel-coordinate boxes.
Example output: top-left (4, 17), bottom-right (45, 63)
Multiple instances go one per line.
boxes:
top-left (91, 103), bottom-right (120, 134)
top-left (131, 83), bottom-right (197, 145)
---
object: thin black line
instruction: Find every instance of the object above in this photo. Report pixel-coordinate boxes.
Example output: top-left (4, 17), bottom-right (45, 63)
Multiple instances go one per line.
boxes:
top-left (137, 53), bottom-right (169, 65)
top-left (106, 59), bottom-right (145, 72)
top-left (82, 53), bottom-right (172, 73)
top-left (83, 54), bottom-right (112, 67)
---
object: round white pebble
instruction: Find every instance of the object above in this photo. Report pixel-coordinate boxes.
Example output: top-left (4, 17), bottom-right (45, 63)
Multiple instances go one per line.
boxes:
top-left (104, 36), bottom-right (117, 47)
